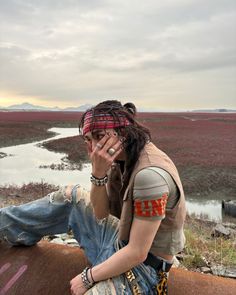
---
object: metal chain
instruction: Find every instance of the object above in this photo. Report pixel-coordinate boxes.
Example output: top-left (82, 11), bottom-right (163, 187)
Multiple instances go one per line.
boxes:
top-left (125, 270), bottom-right (142, 295)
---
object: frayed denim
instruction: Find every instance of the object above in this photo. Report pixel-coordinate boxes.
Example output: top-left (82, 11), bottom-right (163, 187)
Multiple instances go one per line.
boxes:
top-left (0, 186), bottom-right (159, 294)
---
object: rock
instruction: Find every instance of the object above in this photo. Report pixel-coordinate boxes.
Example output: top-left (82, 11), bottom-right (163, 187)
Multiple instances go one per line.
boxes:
top-left (47, 234), bottom-right (80, 247)
top-left (222, 200), bottom-right (236, 218)
top-left (211, 266), bottom-right (236, 279)
top-left (66, 242), bottom-right (80, 247)
top-left (173, 256), bottom-right (180, 268)
top-left (45, 234), bottom-right (58, 240)
top-left (54, 233), bottom-right (70, 240)
top-left (229, 229), bottom-right (236, 238)
top-left (222, 222), bottom-right (236, 230)
top-left (211, 224), bottom-right (231, 239)
top-left (202, 256), bottom-right (211, 267)
top-left (175, 253), bottom-right (184, 261)
top-left (50, 238), bottom-right (65, 244)
top-left (200, 267), bottom-right (211, 274)
top-left (65, 238), bottom-right (79, 245)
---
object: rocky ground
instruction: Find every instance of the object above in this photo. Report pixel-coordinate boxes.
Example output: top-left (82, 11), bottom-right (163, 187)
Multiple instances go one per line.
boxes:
top-left (181, 215), bottom-right (236, 278)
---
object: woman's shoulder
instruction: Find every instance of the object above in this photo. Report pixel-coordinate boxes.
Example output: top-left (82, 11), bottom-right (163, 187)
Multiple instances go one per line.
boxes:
top-left (134, 166), bottom-right (168, 190)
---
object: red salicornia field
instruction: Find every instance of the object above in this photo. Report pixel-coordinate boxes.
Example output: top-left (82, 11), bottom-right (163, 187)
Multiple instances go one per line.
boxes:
top-left (0, 111), bottom-right (235, 199)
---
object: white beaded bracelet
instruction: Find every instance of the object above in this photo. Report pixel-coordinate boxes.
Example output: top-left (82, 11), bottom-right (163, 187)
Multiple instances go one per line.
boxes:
top-left (81, 267), bottom-right (94, 289)
top-left (90, 174), bottom-right (108, 186)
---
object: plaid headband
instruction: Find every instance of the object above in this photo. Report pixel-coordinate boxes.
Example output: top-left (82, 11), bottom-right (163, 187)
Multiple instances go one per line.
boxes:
top-left (82, 111), bottom-right (131, 136)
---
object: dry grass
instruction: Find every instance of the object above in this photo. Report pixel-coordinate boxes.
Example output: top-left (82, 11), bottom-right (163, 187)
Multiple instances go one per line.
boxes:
top-left (0, 182), bottom-right (59, 208)
top-left (183, 216), bottom-right (236, 269)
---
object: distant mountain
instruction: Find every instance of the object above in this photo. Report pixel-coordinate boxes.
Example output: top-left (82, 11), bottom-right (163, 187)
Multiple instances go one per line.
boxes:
top-left (1, 103), bottom-right (235, 113)
top-left (64, 104), bottom-right (93, 112)
top-left (192, 109), bottom-right (236, 113)
top-left (1, 102), bottom-right (93, 112)
top-left (8, 102), bottom-right (50, 110)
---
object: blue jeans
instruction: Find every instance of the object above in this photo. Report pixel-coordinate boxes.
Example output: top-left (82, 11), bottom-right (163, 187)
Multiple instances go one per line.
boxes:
top-left (0, 186), bottom-right (159, 294)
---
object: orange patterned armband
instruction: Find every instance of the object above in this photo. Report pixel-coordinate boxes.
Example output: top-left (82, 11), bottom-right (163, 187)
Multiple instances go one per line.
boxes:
top-left (134, 193), bottom-right (168, 217)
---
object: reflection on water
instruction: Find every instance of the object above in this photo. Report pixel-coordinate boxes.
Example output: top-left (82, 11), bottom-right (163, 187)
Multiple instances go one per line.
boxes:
top-left (186, 199), bottom-right (222, 222)
top-left (0, 128), bottom-right (92, 190)
top-left (0, 127), bottom-right (234, 222)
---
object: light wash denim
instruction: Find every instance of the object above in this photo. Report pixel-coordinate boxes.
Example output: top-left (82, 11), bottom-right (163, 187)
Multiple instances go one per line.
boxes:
top-left (0, 185), bottom-right (159, 294)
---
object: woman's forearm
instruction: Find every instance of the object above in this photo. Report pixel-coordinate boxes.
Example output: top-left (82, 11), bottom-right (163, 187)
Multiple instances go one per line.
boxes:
top-left (90, 184), bottom-right (110, 219)
top-left (90, 244), bottom-right (146, 282)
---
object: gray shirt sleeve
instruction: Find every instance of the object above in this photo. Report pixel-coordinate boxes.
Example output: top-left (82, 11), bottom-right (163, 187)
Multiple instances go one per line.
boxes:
top-left (133, 167), bottom-right (179, 220)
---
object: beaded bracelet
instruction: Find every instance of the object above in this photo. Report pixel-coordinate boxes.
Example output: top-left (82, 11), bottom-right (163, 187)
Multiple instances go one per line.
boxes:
top-left (81, 267), bottom-right (94, 289)
top-left (90, 268), bottom-right (96, 284)
top-left (90, 174), bottom-right (108, 186)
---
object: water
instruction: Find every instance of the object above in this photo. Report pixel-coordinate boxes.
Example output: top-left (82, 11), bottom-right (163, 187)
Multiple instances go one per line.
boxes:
top-left (186, 199), bottom-right (222, 222)
top-left (0, 128), bottom-right (227, 221)
top-left (0, 128), bottom-right (92, 190)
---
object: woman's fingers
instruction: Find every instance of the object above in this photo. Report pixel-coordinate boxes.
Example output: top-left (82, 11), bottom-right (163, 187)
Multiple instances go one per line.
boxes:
top-left (107, 139), bottom-right (123, 158)
top-left (112, 137), bottom-right (123, 151)
top-left (101, 133), bottom-right (121, 154)
top-left (93, 132), bottom-right (122, 156)
top-left (91, 132), bottom-right (123, 177)
top-left (94, 133), bottom-right (110, 151)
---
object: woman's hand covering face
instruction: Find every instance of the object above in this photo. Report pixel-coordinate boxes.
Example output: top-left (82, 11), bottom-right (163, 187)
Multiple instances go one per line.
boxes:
top-left (85, 130), bottom-right (123, 178)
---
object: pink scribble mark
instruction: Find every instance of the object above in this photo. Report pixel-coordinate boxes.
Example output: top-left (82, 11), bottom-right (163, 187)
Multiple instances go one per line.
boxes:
top-left (0, 264), bottom-right (11, 276)
top-left (0, 264), bottom-right (28, 295)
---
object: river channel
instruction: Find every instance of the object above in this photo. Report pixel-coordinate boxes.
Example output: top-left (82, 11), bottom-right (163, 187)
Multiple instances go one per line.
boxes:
top-left (0, 128), bottom-right (225, 222)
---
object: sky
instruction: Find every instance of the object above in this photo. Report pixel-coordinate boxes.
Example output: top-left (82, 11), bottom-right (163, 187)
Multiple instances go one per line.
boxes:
top-left (0, 0), bottom-right (235, 111)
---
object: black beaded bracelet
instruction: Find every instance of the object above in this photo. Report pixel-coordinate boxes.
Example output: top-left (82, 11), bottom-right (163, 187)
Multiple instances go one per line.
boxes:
top-left (81, 267), bottom-right (94, 289)
top-left (90, 174), bottom-right (108, 186)
top-left (90, 268), bottom-right (96, 283)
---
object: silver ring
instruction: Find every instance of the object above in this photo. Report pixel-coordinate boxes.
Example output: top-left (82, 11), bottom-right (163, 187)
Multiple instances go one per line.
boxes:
top-left (96, 143), bottom-right (102, 149)
top-left (107, 148), bottom-right (116, 156)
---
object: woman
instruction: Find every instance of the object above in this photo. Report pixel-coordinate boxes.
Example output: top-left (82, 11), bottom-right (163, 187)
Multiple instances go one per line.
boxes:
top-left (0, 100), bottom-right (186, 294)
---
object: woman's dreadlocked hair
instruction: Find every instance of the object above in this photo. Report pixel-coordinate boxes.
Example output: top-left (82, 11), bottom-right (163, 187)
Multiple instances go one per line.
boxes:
top-left (79, 100), bottom-right (151, 183)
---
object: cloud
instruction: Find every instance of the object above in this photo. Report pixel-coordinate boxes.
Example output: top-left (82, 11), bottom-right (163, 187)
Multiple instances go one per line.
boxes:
top-left (0, 0), bottom-right (235, 109)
